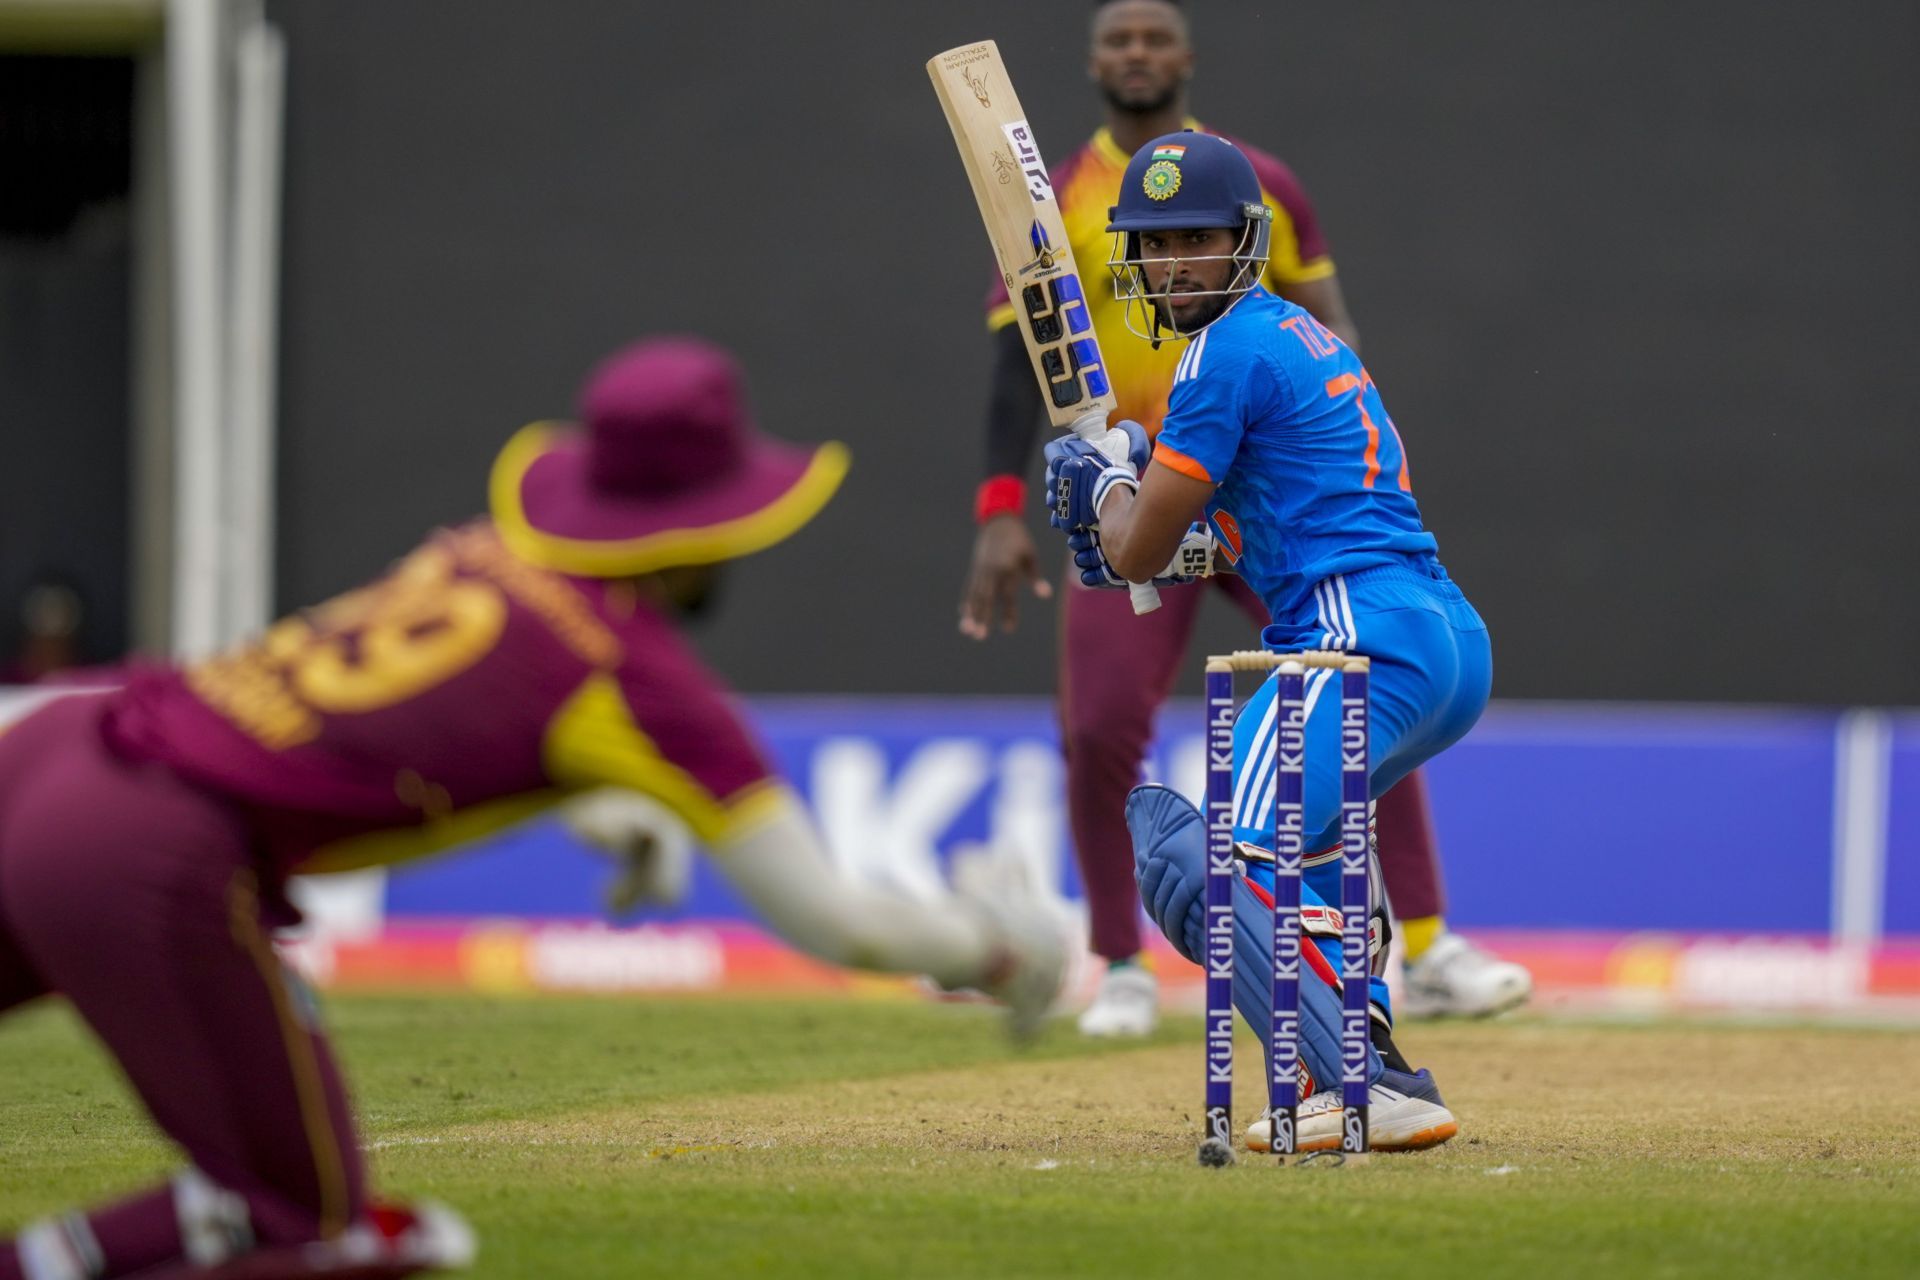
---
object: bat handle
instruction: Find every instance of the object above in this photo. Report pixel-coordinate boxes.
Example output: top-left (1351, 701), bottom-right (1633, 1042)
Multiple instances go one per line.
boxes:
top-left (1068, 411), bottom-right (1162, 615)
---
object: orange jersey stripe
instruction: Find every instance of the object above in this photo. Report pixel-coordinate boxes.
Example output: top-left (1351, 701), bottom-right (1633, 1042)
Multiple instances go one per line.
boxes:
top-left (1154, 441), bottom-right (1214, 484)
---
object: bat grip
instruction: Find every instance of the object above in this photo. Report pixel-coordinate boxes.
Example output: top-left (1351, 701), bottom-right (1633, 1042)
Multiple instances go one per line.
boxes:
top-left (1068, 412), bottom-right (1162, 615)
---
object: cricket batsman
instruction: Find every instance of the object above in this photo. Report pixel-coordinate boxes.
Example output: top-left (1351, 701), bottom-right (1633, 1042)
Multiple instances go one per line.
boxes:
top-left (1045, 133), bottom-right (1488, 1151)
top-left (958, 0), bottom-right (1526, 1037)
top-left (0, 337), bottom-right (1065, 1279)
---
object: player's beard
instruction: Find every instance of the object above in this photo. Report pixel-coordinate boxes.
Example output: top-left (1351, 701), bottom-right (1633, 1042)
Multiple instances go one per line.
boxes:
top-left (1152, 290), bottom-right (1229, 336)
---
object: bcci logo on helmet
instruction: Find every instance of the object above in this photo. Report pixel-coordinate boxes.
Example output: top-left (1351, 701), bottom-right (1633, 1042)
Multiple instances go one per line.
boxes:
top-left (1142, 160), bottom-right (1182, 201)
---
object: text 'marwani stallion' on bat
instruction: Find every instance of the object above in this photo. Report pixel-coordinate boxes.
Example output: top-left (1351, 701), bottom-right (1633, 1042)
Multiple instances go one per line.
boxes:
top-left (927, 39), bottom-right (1160, 614)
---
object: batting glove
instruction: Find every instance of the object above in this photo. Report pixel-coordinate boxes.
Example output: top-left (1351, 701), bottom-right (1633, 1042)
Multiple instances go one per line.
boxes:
top-left (1066, 526), bottom-right (1126, 588)
top-left (1068, 522), bottom-right (1218, 590)
top-left (1156, 523), bottom-right (1217, 584)
top-left (1043, 419), bottom-right (1151, 532)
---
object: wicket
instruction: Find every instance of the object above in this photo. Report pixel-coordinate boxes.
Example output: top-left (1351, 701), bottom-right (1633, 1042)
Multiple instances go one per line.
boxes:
top-left (1201, 649), bottom-right (1372, 1167)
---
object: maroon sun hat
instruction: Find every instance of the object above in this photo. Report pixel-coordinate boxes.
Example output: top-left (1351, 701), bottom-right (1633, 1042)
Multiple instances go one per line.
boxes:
top-left (490, 337), bottom-right (850, 577)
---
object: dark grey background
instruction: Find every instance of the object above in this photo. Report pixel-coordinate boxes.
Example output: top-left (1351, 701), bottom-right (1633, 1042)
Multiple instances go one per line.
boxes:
top-left (0, 54), bottom-right (132, 667)
top-left (260, 0), bottom-right (1918, 703)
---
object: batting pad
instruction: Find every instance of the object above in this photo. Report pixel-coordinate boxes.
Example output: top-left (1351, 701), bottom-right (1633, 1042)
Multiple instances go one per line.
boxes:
top-left (1128, 783), bottom-right (1381, 1095)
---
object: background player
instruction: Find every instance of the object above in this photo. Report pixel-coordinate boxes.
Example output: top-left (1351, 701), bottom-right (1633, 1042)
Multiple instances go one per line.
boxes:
top-left (0, 338), bottom-right (1064, 1280)
top-left (955, 0), bottom-right (1524, 1035)
top-left (1047, 131), bottom-right (1490, 1147)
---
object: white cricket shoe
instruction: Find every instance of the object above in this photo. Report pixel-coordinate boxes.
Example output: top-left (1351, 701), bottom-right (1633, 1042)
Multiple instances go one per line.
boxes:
top-left (1075, 962), bottom-right (1159, 1038)
top-left (1245, 1068), bottom-right (1458, 1154)
top-left (1399, 932), bottom-right (1532, 1019)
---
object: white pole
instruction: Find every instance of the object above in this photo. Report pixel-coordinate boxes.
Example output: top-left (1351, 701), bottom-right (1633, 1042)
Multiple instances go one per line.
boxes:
top-left (1829, 709), bottom-right (1892, 946)
top-left (165, 0), bottom-right (226, 658)
top-left (226, 5), bottom-right (284, 638)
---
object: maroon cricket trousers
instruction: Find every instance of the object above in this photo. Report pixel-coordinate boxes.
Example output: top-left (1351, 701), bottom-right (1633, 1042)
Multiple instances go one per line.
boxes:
top-left (0, 696), bottom-right (365, 1277)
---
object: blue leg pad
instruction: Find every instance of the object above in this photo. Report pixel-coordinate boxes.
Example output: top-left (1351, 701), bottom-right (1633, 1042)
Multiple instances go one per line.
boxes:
top-left (1129, 784), bottom-right (1381, 1092)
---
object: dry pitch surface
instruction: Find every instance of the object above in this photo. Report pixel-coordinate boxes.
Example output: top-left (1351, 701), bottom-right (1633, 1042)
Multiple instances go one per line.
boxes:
top-left (3, 995), bottom-right (1916, 1277)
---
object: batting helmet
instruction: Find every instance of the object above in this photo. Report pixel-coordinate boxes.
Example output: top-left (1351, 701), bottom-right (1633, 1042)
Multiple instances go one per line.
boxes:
top-left (1105, 130), bottom-right (1273, 341)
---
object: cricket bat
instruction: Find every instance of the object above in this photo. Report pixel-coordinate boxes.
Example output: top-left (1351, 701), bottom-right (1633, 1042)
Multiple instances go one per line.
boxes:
top-left (927, 40), bottom-right (1160, 614)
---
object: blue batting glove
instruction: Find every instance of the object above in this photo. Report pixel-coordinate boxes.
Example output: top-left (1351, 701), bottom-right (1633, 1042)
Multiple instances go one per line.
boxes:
top-left (1043, 419), bottom-right (1151, 532)
top-left (1066, 526), bottom-right (1126, 588)
top-left (1071, 521), bottom-right (1218, 590)
top-left (1043, 439), bottom-right (1128, 532)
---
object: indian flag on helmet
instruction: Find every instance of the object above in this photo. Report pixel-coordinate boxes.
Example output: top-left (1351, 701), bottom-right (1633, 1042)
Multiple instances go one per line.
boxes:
top-left (1151, 144), bottom-right (1187, 161)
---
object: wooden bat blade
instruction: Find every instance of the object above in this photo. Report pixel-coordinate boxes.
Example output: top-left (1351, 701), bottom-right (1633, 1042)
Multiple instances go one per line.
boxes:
top-left (928, 40), bottom-right (1159, 614)
top-left (926, 40), bottom-right (1116, 436)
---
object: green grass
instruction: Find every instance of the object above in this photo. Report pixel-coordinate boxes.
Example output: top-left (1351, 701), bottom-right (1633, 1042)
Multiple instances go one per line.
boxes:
top-left (3, 995), bottom-right (1917, 1277)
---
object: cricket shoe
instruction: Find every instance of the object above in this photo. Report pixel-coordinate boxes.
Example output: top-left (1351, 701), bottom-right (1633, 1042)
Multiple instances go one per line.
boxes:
top-left (951, 845), bottom-right (1069, 1042)
top-left (1075, 962), bottom-right (1158, 1038)
top-left (1400, 932), bottom-right (1532, 1018)
top-left (143, 1199), bottom-right (477, 1279)
top-left (1245, 1068), bottom-right (1458, 1154)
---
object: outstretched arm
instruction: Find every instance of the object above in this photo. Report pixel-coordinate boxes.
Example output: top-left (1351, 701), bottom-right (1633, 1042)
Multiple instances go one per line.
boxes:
top-left (546, 673), bottom-right (1060, 1033)
top-left (712, 793), bottom-right (994, 984)
top-left (708, 790), bottom-right (1064, 1035)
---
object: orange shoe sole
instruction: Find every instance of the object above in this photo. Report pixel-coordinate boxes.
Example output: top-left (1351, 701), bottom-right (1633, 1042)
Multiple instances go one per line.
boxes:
top-left (1247, 1118), bottom-right (1458, 1154)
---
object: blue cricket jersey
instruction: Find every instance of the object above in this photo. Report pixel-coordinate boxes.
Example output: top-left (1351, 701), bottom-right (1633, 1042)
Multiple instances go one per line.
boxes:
top-left (1152, 288), bottom-right (1439, 624)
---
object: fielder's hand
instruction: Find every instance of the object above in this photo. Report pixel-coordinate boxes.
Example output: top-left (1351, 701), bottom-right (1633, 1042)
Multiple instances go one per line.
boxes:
top-left (562, 789), bottom-right (693, 914)
top-left (949, 842), bottom-right (1069, 1043)
top-left (959, 514), bottom-right (1052, 640)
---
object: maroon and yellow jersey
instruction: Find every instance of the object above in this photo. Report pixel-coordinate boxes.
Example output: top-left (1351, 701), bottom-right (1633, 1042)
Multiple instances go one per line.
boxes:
top-left (103, 523), bottom-right (780, 870)
top-left (987, 123), bottom-right (1334, 436)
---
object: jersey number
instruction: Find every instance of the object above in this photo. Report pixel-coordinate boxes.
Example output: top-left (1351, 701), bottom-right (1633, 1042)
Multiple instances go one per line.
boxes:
top-left (1324, 371), bottom-right (1411, 492)
top-left (263, 544), bottom-right (507, 714)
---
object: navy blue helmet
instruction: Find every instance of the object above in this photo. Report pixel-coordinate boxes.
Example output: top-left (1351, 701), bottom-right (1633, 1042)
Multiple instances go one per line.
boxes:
top-left (1106, 130), bottom-right (1273, 341)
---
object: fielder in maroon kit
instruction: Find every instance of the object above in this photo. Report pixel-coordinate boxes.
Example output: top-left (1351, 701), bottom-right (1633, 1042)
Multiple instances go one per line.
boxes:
top-left (957, 0), bottom-right (1530, 1035)
top-left (0, 338), bottom-right (1064, 1280)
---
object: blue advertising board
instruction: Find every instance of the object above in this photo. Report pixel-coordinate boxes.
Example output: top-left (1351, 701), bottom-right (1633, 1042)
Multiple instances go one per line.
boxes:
top-left (383, 699), bottom-right (1919, 940)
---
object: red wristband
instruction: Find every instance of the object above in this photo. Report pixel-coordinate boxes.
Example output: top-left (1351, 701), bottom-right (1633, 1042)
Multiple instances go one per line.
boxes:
top-left (973, 475), bottom-right (1028, 524)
